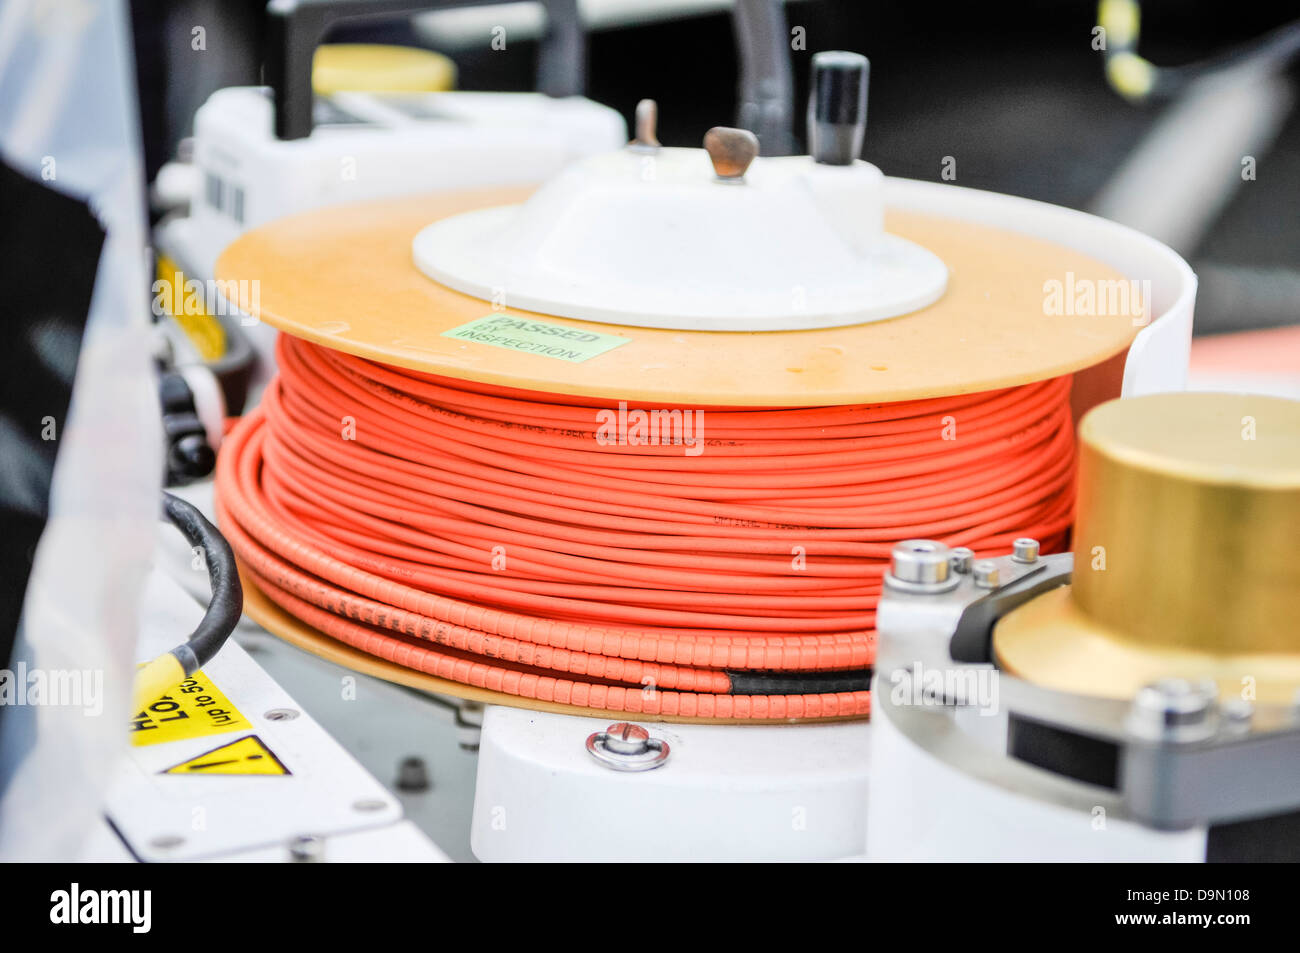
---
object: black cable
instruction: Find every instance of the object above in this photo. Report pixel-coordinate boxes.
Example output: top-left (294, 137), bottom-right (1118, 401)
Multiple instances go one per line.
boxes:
top-left (161, 491), bottom-right (243, 673)
top-left (1102, 2), bottom-right (1300, 102)
top-left (1151, 19), bottom-right (1300, 97)
top-left (727, 669), bottom-right (873, 696)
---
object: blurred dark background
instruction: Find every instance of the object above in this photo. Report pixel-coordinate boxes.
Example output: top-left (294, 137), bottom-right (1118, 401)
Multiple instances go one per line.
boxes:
top-left (129, 0), bottom-right (1300, 337)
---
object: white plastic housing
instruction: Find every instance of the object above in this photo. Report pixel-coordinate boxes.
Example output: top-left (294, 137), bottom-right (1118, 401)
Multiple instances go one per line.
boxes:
top-left (177, 88), bottom-right (628, 281)
top-left (157, 87), bottom-right (628, 402)
top-left (412, 148), bottom-right (949, 331)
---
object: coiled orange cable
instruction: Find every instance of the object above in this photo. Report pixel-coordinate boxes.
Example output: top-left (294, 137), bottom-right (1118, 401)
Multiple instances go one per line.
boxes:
top-left (215, 334), bottom-right (1075, 720)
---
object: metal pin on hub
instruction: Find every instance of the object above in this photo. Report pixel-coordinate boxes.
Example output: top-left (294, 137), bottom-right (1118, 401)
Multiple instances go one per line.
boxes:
top-left (630, 99), bottom-right (660, 150)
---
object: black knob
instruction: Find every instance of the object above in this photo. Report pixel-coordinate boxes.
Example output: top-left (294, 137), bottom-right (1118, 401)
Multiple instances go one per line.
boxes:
top-left (807, 51), bottom-right (869, 165)
top-left (159, 370), bottom-right (194, 414)
top-left (168, 432), bottom-right (216, 483)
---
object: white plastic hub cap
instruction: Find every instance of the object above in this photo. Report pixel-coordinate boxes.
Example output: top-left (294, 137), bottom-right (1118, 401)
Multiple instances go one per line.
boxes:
top-left (411, 146), bottom-right (948, 332)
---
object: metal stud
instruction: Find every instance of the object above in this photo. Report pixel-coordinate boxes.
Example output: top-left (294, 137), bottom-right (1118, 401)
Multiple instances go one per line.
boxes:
top-left (972, 560), bottom-right (1000, 589)
top-left (1011, 537), bottom-right (1040, 563)
top-left (630, 99), bottom-right (660, 149)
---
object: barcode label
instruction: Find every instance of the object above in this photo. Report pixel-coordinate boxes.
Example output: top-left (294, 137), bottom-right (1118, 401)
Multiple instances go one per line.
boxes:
top-left (204, 172), bottom-right (245, 224)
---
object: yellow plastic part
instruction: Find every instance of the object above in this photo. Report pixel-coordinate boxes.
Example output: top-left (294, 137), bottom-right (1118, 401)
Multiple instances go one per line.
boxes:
top-left (1098, 0), bottom-right (1140, 49)
top-left (156, 254), bottom-right (226, 361)
top-left (214, 187), bottom-right (1144, 408)
top-left (1106, 52), bottom-right (1156, 101)
top-left (312, 44), bottom-right (455, 95)
top-left (132, 653), bottom-right (186, 715)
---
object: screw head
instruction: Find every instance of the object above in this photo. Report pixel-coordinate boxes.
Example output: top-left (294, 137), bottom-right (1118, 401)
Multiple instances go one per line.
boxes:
top-left (1128, 677), bottom-right (1218, 742)
top-left (1220, 698), bottom-right (1254, 730)
top-left (288, 834), bottom-right (324, 863)
top-left (890, 539), bottom-right (951, 585)
top-left (972, 560), bottom-right (1000, 588)
top-left (602, 722), bottom-right (650, 756)
top-left (586, 724), bottom-right (671, 771)
top-left (949, 546), bottom-right (975, 574)
top-left (1012, 538), bottom-right (1040, 563)
top-left (395, 756), bottom-right (431, 793)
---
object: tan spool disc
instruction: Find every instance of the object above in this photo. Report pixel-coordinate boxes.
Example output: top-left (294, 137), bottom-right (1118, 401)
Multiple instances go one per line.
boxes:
top-left (215, 186), bottom-right (1142, 407)
top-left (994, 392), bottom-right (1300, 704)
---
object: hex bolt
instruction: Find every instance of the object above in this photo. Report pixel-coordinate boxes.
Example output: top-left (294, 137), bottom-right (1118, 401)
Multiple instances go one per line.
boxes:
top-left (949, 547), bottom-right (975, 574)
top-left (886, 540), bottom-right (960, 594)
top-left (1011, 537), bottom-right (1040, 563)
top-left (1126, 678), bottom-right (1218, 742)
top-left (288, 834), bottom-right (324, 863)
top-left (1220, 698), bottom-right (1254, 730)
top-left (972, 560), bottom-right (1000, 588)
top-left (890, 539), bottom-right (951, 585)
top-left (395, 755), bottom-right (431, 793)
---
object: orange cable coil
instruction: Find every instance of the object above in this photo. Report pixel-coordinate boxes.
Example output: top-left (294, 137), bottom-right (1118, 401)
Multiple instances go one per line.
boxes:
top-left (214, 333), bottom-right (1076, 720)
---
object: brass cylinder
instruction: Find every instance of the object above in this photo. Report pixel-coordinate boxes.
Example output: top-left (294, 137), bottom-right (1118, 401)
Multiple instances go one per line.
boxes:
top-left (995, 392), bottom-right (1300, 702)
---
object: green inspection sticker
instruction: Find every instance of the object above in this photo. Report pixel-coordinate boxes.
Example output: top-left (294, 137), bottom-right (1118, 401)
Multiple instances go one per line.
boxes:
top-left (440, 314), bottom-right (631, 363)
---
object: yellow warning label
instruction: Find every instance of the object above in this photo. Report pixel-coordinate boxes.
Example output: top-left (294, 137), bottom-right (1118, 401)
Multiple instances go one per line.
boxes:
top-left (130, 670), bottom-right (251, 747)
top-left (156, 254), bottom-right (228, 361)
top-left (162, 735), bottom-right (290, 776)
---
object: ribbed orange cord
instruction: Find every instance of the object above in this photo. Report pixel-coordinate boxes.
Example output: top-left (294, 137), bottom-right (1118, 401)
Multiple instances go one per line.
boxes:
top-left (214, 334), bottom-right (1075, 719)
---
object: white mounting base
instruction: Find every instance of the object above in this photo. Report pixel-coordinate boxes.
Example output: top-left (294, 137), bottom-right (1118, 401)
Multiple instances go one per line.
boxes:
top-left (471, 706), bottom-right (871, 862)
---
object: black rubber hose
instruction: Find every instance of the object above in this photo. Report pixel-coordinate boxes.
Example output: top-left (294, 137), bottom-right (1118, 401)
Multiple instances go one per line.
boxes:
top-left (1107, 9), bottom-right (1300, 101)
top-left (161, 491), bottom-right (242, 673)
top-left (727, 669), bottom-right (873, 696)
top-left (1148, 20), bottom-right (1300, 99)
